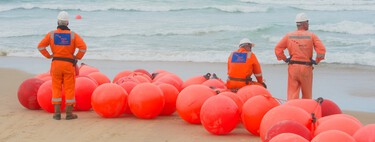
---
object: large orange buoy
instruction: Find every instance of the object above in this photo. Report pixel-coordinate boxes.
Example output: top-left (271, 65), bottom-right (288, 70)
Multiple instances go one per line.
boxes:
top-left (18, 78), bottom-right (45, 110)
top-left (314, 116), bottom-right (363, 136)
top-left (200, 95), bottom-right (239, 135)
top-left (236, 85), bottom-right (272, 103)
top-left (316, 114), bottom-right (361, 127)
top-left (242, 95), bottom-right (279, 136)
top-left (176, 85), bottom-right (216, 124)
top-left (79, 63), bottom-right (100, 76)
top-left (128, 83), bottom-right (164, 119)
top-left (158, 83), bottom-right (179, 116)
top-left (91, 83), bottom-right (127, 118)
top-left (353, 124), bottom-right (375, 142)
top-left (154, 75), bottom-right (181, 91)
top-left (74, 77), bottom-right (98, 111)
top-left (117, 76), bottom-right (140, 94)
top-left (152, 71), bottom-right (170, 81)
top-left (269, 133), bottom-right (309, 142)
top-left (112, 70), bottom-right (133, 83)
top-left (87, 72), bottom-right (110, 86)
top-left (264, 120), bottom-right (312, 142)
top-left (218, 92), bottom-right (243, 114)
top-left (202, 79), bottom-right (227, 90)
top-left (134, 68), bottom-right (152, 79)
top-left (35, 72), bottom-right (51, 81)
top-left (284, 99), bottom-right (322, 120)
top-left (181, 73), bottom-right (211, 89)
top-left (312, 130), bottom-right (356, 142)
top-left (260, 105), bottom-right (312, 141)
top-left (321, 98), bottom-right (342, 117)
top-left (37, 80), bottom-right (65, 113)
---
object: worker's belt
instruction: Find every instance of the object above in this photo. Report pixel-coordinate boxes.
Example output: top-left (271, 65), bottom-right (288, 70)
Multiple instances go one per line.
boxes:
top-left (52, 57), bottom-right (77, 66)
top-left (228, 76), bottom-right (252, 84)
top-left (289, 60), bottom-right (313, 66)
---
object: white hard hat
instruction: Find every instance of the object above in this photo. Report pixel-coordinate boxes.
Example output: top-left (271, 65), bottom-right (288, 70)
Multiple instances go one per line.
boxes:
top-left (57, 11), bottom-right (69, 21)
top-left (295, 13), bottom-right (309, 23)
top-left (239, 38), bottom-right (255, 47)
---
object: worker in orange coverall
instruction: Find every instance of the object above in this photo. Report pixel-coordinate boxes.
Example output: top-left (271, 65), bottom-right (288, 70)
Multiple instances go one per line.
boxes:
top-left (37, 11), bottom-right (87, 120)
top-left (274, 13), bottom-right (326, 100)
top-left (227, 38), bottom-right (267, 92)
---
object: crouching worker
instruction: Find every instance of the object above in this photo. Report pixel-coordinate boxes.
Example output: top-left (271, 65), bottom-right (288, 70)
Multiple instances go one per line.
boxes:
top-left (226, 38), bottom-right (266, 92)
top-left (37, 11), bottom-right (87, 120)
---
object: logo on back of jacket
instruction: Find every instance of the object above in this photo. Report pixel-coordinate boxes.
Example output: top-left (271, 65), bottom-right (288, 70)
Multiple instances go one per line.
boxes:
top-left (54, 33), bottom-right (71, 45)
top-left (231, 52), bottom-right (247, 63)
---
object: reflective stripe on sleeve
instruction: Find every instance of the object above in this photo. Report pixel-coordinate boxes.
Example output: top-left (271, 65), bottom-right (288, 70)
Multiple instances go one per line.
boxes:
top-left (255, 73), bottom-right (262, 77)
top-left (78, 49), bottom-right (86, 52)
top-left (50, 31), bottom-right (54, 39)
top-left (317, 54), bottom-right (325, 59)
top-left (71, 31), bottom-right (75, 39)
top-left (38, 47), bottom-right (47, 51)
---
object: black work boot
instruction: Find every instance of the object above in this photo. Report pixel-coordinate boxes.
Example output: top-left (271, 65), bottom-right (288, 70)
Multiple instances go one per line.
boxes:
top-left (65, 105), bottom-right (78, 120)
top-left (53, 104), bottom-right (61, 120)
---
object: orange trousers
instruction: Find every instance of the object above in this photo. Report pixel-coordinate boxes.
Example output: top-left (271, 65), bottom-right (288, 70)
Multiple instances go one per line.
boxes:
top-left (287, 64), bottom-right (313, 100)
top-left (51, 61), bottom-right (76, 105)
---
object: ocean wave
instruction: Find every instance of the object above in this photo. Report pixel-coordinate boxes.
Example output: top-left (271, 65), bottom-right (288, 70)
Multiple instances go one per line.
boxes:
top-left (241, 0), bottom-right (375, 11)
top-left (0, 3), bottom-right (269, 13)
top-left (82, 25), bottom-right (271, 38)
top-left (313, 21), bottom-right (375, 35)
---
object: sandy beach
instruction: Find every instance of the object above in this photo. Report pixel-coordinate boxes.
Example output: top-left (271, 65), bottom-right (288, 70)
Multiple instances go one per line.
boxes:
top-left (1, 56), bottom-right (375, 142)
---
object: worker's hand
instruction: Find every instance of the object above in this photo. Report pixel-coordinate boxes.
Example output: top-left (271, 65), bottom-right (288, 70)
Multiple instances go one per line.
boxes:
top-left (285, 57), bottom-right (291, 63)
top-left (310, 59), bottom-right (317, 65)
top-left (261, 82), bottom-right (267, 89)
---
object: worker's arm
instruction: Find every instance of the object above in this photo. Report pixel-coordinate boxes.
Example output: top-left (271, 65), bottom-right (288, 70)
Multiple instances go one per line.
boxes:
top-left (274, 35), bottom-right (288, 62)
top-left (74, 33), bottom-right (87, 60)
top-left (37, 32), bottom-right (52, 59)
top-left (312, 34), bottom-right (326, 64)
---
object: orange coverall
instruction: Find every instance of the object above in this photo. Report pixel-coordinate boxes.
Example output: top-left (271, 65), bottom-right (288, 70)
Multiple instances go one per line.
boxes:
top-left (275, 29), bottom-right (326, 100)
top-left (37, 28), bottom-right (87, 105)
top-left (227, 48), bottom-right (264, 90)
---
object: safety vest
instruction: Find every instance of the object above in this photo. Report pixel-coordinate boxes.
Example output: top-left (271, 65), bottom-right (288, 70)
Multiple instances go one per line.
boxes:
top-left (227, 48), bottom-right (262, 81)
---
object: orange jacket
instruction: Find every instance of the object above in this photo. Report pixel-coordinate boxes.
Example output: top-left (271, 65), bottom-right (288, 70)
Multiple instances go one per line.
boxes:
top-left (227, 48), bottom-right (263, 83)
top-left (275, 29), bottom-right (326, 63)
top-left (37, 28), bottom-right (87, 60)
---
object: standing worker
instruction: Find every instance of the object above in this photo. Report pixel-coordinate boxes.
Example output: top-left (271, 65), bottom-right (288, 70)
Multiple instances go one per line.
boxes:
top-left (37, 11), bottom-right (87, 120)
top-left (274, 13), bottom-right (326, 100)
top-left (227, 38), bottom-right (267, 92)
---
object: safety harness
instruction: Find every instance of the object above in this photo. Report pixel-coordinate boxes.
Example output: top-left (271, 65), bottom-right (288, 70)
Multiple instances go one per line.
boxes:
top-left (228, 76), bottom-right (252, 85)
top-left (52, 57), bottom-right (77, 66)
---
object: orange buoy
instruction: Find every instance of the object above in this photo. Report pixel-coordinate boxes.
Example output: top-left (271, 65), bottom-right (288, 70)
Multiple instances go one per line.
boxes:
top-left (129, 72), bottom-right (152, 83)
top-left (218, 92), bottom-right (243, 114)
top-left (117, 76), bottom-right (140, 94)
top-left (128, 83), bottom-right (164, 119)
top-left (317, 114), bottom-right (361, 127)
top-left (312, 130), bottom-right (356, 142)
top-left (260, 105), bottom-right (312, 141)
top-left (269, 133), bottom-right (309, 142)
top-left (154, 75), bottom-right (181, 91)
top-left (202, 79), bottom-right (226, 90)
top-left (37, 80), bottom-right (66, 113)
top-left (265, 120), bottom-right (312, 142)
top-left (321, 98), bottom-right (342, 117)
top-left (353, 124), bottom-right (375, 142)
top-left (112, 70), bottom-right (133, 83)
top-left (181, 73), bottom-right (211, 89)
top-left (87, 72), bottom-right (110, 86)
top-left (158, 83), bottom-right (179, 116)
top-left (134, 68), bottom-right (152, 79)
top-left (91, 83), bottom-right (127, 118)
top-left (75, 14), bottom-right (82, 19)
top-left (236, 85), bottom-right (272, 103)
top-left (18, 78), bottom-right (44, 110)
top-left (79, 63), bottom-right (99, 76)
top-left (176, 85), bottom-right (216, 124)
top-left (74, 77), bottom-right (98, 111)
top-left (152, 71), bottom-right (171, 81)
top-left (314, 116), bottom-right (363, 136)
top-left (35, 72), bottom-right (51, 81)
top-left (242, 95), bottom-right (279, 136)
top-left (200, 95), bottom-right (239, 135)
top-left (284, 99), bottom-right (322, 120)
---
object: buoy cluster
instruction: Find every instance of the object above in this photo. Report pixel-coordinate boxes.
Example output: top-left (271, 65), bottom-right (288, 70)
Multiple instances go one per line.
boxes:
top-left (17, 63), bottom-right (375, 141)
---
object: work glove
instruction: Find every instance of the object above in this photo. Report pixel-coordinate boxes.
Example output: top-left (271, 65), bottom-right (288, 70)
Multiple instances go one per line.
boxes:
top-left (310, 59), bottom-right (317, 65)
top-left (261, 82), bottom-right (267, 89)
